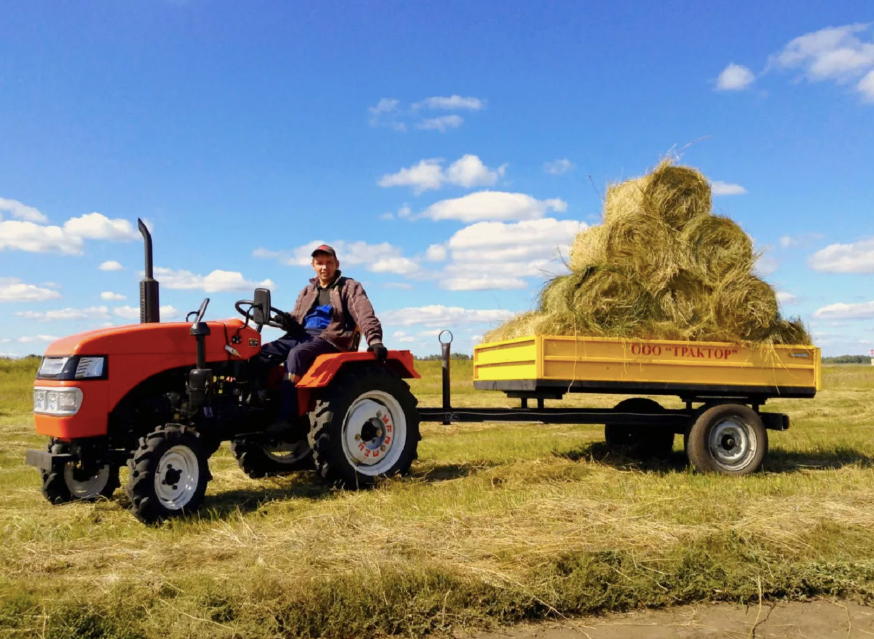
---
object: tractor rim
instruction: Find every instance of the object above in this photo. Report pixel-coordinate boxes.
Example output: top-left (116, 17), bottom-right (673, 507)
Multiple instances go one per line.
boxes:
top-left (341, 390), bottom-right (407, 476)
top-left (708, 417), bottom-right (756, 471)
top-left (63, 463), bottom-right (110, 499)
top-left (264, 439), bottom-right (310, 464)
top-left (154, 445), bottom-right (200, 510)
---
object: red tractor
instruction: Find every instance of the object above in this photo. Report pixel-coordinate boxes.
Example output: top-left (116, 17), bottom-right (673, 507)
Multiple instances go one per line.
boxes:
top-left (26, 220), bottom-right (421, 523)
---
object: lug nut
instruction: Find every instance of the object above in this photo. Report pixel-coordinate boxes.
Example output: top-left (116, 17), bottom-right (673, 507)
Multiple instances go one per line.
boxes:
top-left (380, 445), bottom-right (386, 452)
top-left (355, 434), bottom-right (361, 441)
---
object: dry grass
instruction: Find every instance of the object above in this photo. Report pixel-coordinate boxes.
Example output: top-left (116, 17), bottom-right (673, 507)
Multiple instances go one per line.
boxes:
top-left (1, 359), bottom-right (874, 637)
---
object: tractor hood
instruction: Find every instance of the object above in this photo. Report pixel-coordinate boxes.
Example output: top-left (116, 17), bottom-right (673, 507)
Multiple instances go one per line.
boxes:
top-left (44, 318), bottom-right (256, 357)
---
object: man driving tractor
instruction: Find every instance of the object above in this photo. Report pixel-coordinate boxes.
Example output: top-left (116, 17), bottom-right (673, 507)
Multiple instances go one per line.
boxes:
top-left (263, 244), bottom-right (387, 433)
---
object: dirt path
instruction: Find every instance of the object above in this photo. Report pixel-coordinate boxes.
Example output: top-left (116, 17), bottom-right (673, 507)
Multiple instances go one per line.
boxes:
top-left (474, 600), bottom-right (874, 638)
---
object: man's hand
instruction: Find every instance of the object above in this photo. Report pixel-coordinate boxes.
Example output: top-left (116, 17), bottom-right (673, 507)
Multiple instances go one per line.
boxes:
top-left (280, 312), bottom-right (307, 338)
top-left (369, 340), bottom-right (388, 362)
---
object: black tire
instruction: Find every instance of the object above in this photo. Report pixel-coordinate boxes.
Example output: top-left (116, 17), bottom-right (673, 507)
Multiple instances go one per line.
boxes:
top-left (686, 403), bottom-right (767, 475)
top-left (308, 365), bottom-right (420, 488)
top-left (231, 437), bottom-right (314, 479)
top-left (40, 440), bottom-right (121, 504)
top-left (125, 425), bottom-right (212, 524)
top-left (604, 398), bottom-right (675, 458)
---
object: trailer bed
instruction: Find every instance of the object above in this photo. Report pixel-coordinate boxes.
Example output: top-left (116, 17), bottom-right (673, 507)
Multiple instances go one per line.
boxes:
top-left (473, 335), bottom-right (821, 401)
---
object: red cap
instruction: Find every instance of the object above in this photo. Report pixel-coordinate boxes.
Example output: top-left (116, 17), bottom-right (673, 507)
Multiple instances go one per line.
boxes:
top-left (311, 244), bottom-right (337, 258)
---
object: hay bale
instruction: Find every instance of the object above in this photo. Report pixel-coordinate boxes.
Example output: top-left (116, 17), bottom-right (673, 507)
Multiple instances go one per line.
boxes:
top-left (713, 274), bottom-right (779, 341)
top-left (538, 274), bottom-right (579, 312)
top-left (569, 225), bottom-right (607, 271)
top-left (767, 317), bottom-right (812, 345)
top-left (642, 160), bottom-right (711, 231)
top-left (602, 213), bottom-right (680, 292)
top-left (681, 215), bottom-right (754, 285)
top-left (656, 270), bottom-right (712, 327)
top-left (565, 268), bottom-right (654, 337)
top-left (603, 177), bottom-right (648, 225)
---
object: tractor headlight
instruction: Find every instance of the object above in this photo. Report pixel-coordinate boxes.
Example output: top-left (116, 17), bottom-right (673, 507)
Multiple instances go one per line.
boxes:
top-left (75, 356), bottom-right (105, 379)
top-left (34, 387), bottom-right (83, 416)
top-left (36, 356), bottom-right (107, 380)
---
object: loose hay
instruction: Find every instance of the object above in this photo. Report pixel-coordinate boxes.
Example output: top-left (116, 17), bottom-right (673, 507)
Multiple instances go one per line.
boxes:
top-left (484, 158), bottom-right (812, 347)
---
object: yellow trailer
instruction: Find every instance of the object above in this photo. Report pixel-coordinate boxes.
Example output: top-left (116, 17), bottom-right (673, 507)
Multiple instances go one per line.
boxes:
top-left (420, 333), bottom-right (821, 476)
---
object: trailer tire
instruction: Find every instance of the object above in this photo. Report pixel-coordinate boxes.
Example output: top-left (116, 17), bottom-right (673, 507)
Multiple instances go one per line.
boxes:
top-left (231, 437), bottom-right (314, 479)
top-left (40, 440), bottom-right (121, 504)
top-left (605, 398), bottom-right (674, 458)
top-left (686, 403), bottom-right (767, 475)
top-left (125, 425), bottom-right (211, 524)
top-left (309, 365), bottom-right (420, 488)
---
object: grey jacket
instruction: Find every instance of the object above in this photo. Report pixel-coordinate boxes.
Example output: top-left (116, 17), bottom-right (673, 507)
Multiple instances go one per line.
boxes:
top-left (291, 272), bottom-right (383, 352)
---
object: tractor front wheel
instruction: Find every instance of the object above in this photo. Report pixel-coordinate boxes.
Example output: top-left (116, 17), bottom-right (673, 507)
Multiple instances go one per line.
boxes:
top-left (125, 425), bottom-right (211, 524)
top-left (41, 440), bottom-right (120, 504)
top-left (309, 365), bottom-right (420, 488)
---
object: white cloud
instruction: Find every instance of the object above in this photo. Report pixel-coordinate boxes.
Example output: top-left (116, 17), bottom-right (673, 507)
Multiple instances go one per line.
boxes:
top-left (441, 276), bottom-right (527, 291)
top-left (776, 291), bottom-right (798, 305)
top-left (154, 268), bottom-right (275, 292)
top-left (414, 95), bottom-right (486, 110)
top-left (0, 213), bottom-right (139, 255)
top-left (0, 220), bottom-right (83, 254)
top-left (813, 300), bottom-right (874, 320)
top-left (99, 260), bottom-right (124, 271)
top-left (370, 257), bottom-right (423, 277)
top-left (384, 282), bottom-right (413, 290)
top-left (0, 278), bottom-right (62, 303)
top-left (425, 244), bottom-right (448, 262)
top-left (711, 181), bottom-right (748, 196)
top-left (767, 23), bottom-right (874, 101)
top-left (0, 198), bottom-right (48, 223)
top-left (16, 306), bottom-right (110, 322)
top-left (378, 159), bottom-right (444, 194)
top-left (445, 155), bottom-right (507, 188)
top-left (779, 232), bottom-right (824, 249)
top-left (417, 115), bottom-right (464, 132)
top-left (16, 335), bottom-right (60, 344)
top-left (114, 305), bottom-right (180, 320)
top-left (422, 191), bottom-right (567, 222)
top-left (809, 238), bottom-right (874, 273)
top-left (544, 159), bottom-right (575, 175)
top-left (397, 336), bottom-right (416, 343)
top-left (378, 155), bottom-right (506, 194)
top-left (716, 63), bottom-right (756, 91)
top-left (446, 218), bottom-right (583, 273)
top-left (368, 98), bottom-right (405, 131)
top-left (381, 305), bottom-right (514, 328)
top-left (64, 213), bottom-right (139, 241)
top-left (100, 291), bottom-right (126, 301)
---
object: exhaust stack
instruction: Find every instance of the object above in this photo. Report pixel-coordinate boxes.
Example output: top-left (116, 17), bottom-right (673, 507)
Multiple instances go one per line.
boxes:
top-left (138, 218), bottom-right (160, 324)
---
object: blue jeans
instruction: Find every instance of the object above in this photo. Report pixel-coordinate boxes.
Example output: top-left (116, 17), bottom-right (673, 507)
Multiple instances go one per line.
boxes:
top-left (261, 334), bottom-right (339, 420)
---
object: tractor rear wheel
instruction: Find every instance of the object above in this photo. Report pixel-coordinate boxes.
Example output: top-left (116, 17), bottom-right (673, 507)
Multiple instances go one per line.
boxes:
top-left (309, 365), bottom-right (420, 488)
top-left (231, 436), bottom-right (313, 479)
top-left (604, 398), bottom-right (675, 458)
top-left (125, 425), bottom-right (211, 524)
top-left (41, 440), bottom-right (120, 504)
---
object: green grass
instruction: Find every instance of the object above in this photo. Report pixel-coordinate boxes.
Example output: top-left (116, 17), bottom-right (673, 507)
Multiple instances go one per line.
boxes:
top-left (1, 359), bottom-right (874, 638)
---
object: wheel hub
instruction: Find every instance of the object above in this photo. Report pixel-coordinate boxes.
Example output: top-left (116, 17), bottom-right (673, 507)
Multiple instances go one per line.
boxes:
top-left (63, 463), bottom-right (110, 499)
top-left (341, 391), bottom-right (408, 476)
top-left (154, 445), bottom-right (200, 510)
top-left (709, 418), bottom-right (756, 471)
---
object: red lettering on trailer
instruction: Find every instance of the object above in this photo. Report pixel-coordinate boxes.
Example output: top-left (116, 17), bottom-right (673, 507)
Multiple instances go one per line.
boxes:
top-left (633, 343), bottom-right (740, 359)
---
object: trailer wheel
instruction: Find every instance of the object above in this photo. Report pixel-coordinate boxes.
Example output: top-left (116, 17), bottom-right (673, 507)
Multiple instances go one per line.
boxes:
top-left (309, 365), bottom-right (420, 488)
top-left (686, 404), bottom-right (767, 475)
top-left (605, 398), bottom-right (674, 458)
top-left (125, 425), bottom-right (211, 524)
top-left (41, 440), bottom-right (121, 504)
top-left (231, 437), bottom-right (313, 479)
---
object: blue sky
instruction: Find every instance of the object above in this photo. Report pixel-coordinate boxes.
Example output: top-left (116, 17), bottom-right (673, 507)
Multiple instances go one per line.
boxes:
top-left (1, 0), bottom-right (873, 358)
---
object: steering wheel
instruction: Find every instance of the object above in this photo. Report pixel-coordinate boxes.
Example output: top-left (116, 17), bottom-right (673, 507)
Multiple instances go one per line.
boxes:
top-left (234, 299), bottom-right (289, 331)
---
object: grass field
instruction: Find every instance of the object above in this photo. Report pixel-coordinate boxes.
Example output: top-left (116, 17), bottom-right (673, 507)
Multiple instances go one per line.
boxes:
top-left (1, 357), bottom-right (874, 638)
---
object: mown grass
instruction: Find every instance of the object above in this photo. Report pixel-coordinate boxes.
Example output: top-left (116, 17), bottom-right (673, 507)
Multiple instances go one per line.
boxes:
top-left (1, 358), bottom-right (873, 638)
